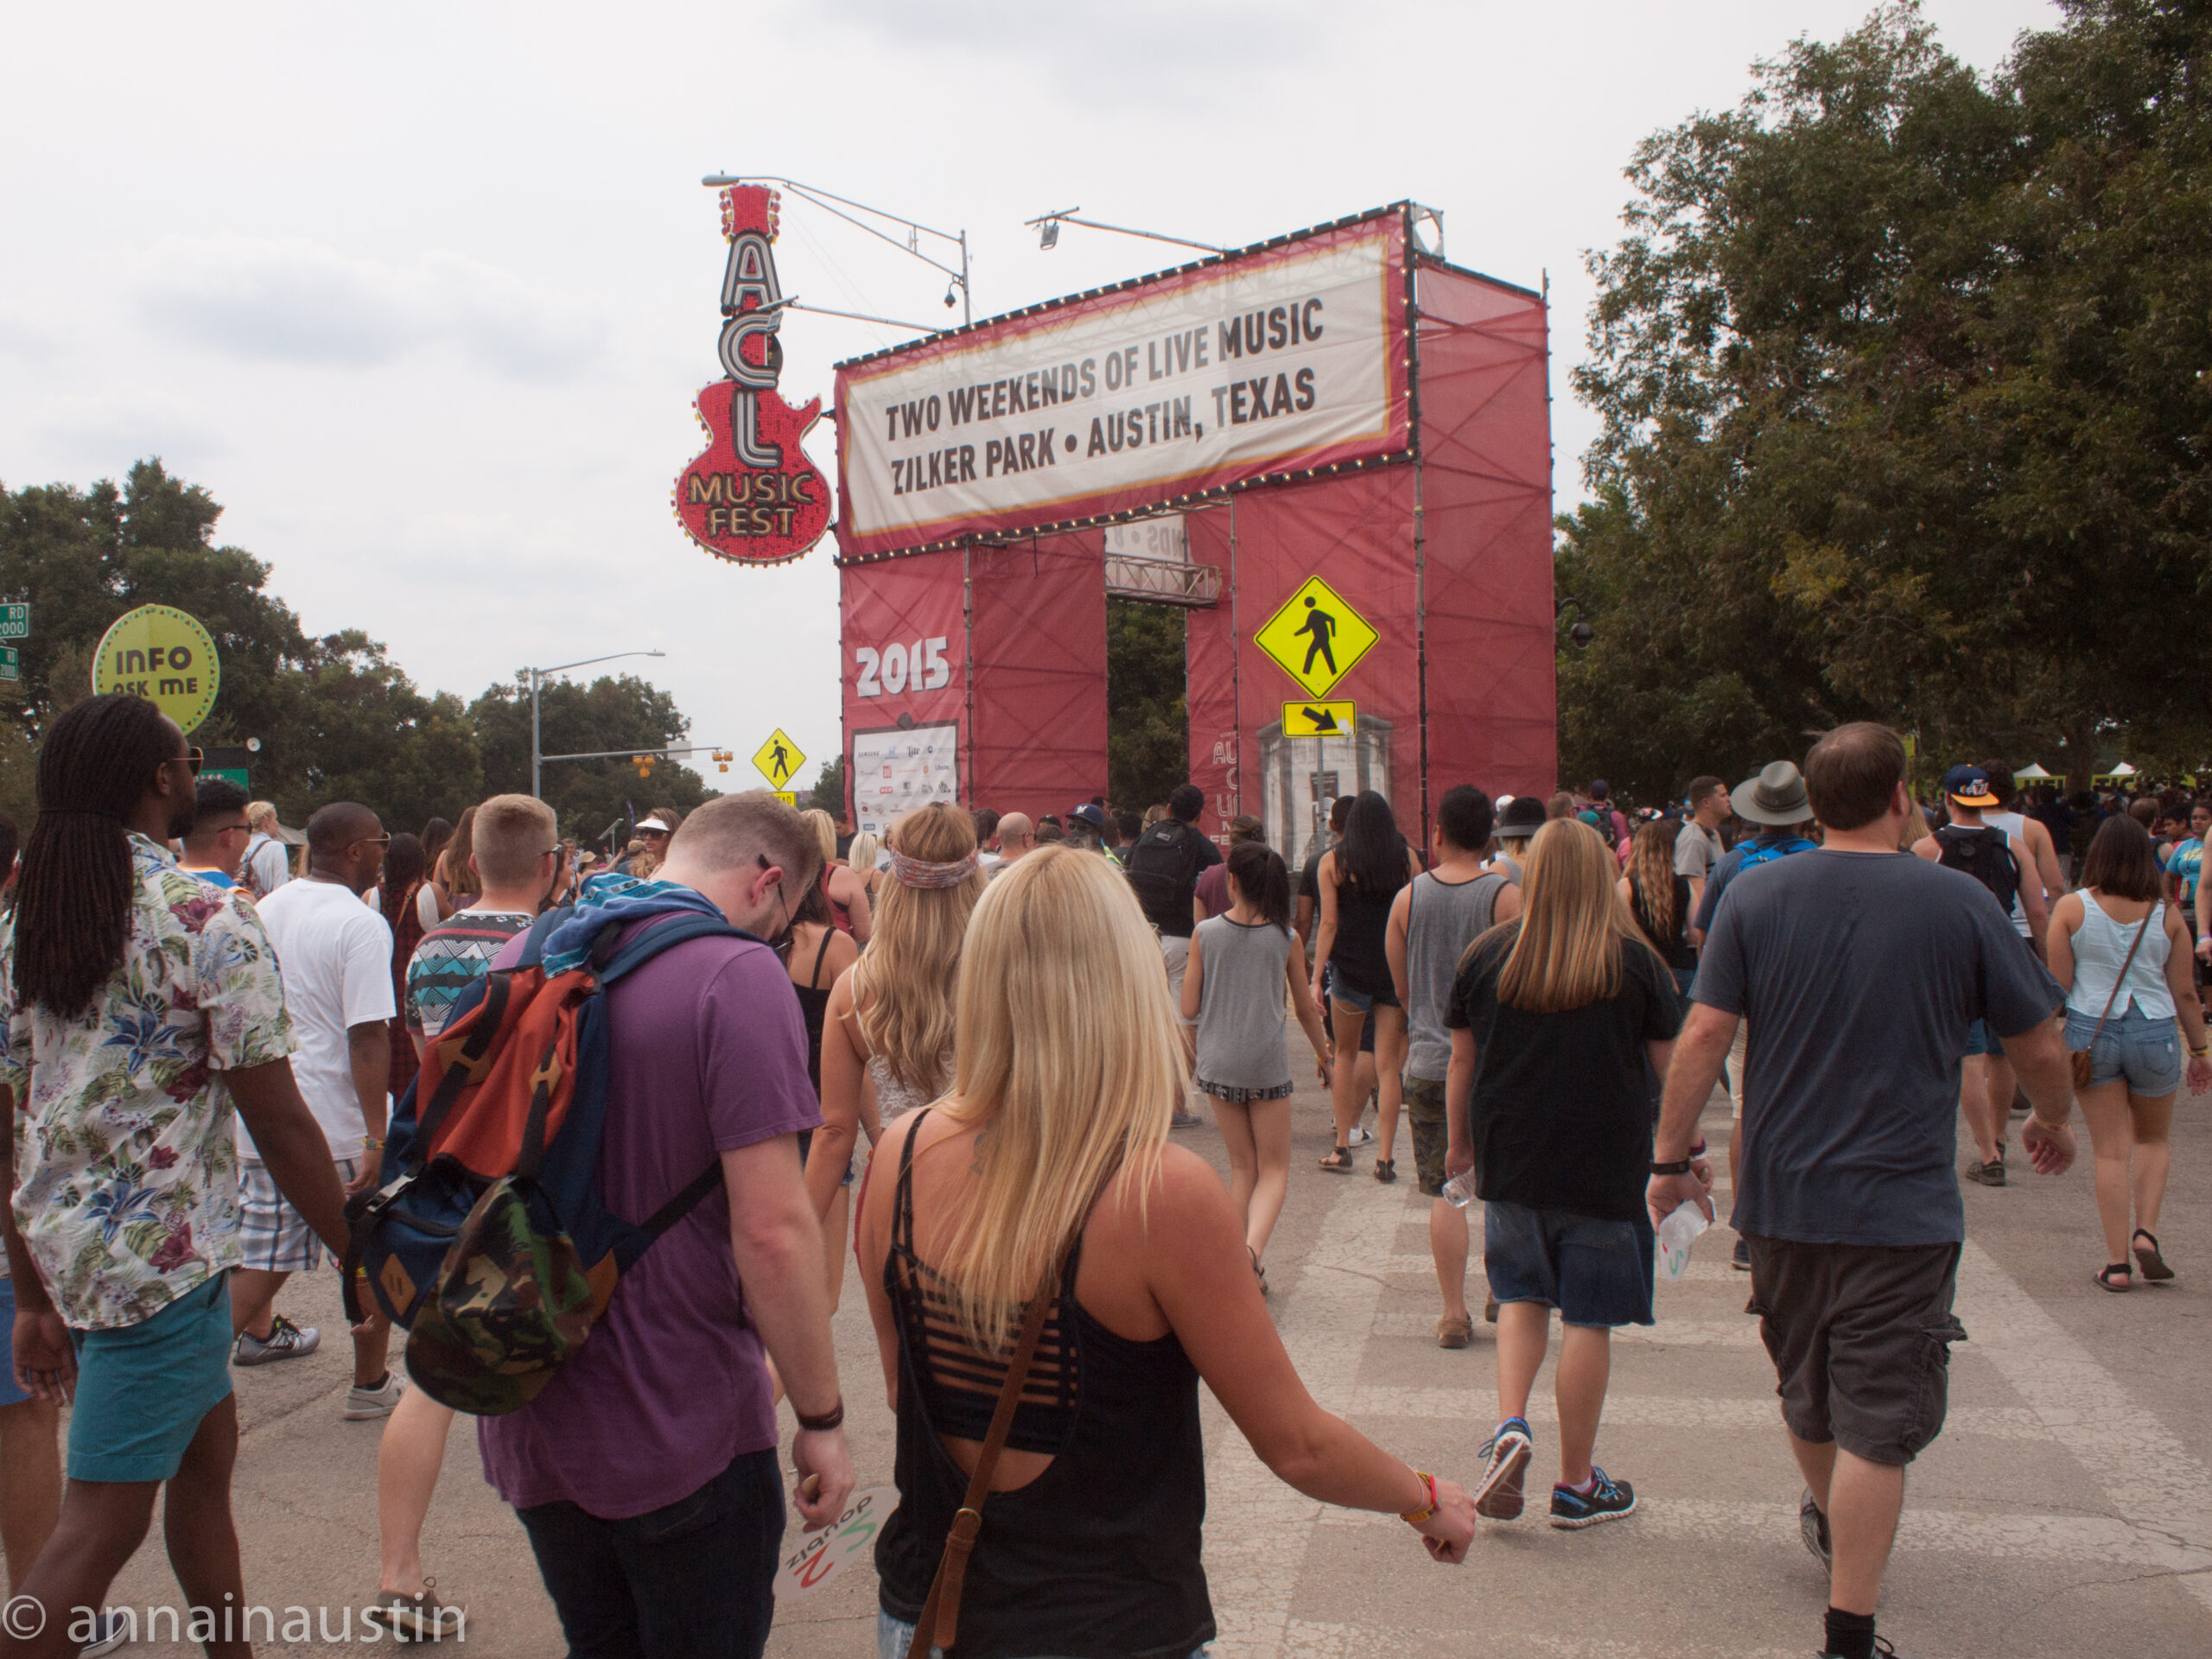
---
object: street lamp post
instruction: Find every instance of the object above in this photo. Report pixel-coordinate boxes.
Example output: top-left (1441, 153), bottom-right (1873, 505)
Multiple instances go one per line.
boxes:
top-left (699, 175), bottom-right (972, 327)
top-left (527, 651), bottom-right (666, 799)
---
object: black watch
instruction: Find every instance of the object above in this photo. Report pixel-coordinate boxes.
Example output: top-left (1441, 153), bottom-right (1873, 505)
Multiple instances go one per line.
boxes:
top-left (1649, 1158), bottom-right (1694, 1176)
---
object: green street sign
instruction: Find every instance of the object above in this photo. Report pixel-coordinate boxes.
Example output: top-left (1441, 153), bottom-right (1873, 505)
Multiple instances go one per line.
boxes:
top-left (0, 645), bottom-right (18, 682)
top-left (202, 766), bottom-right (249, 789)
top-left (0, 605), bottom-right (27, 642)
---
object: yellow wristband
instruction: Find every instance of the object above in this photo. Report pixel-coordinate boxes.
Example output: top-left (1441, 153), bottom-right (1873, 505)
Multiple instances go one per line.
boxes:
top-left (1400, 1469), bottom-right (1438, 1525)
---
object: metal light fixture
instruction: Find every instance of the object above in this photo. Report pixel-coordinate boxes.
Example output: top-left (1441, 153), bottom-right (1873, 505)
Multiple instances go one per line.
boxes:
top-left (1039, 219), bottom-right (1061, 251)
top-left (1023, 207), bottom-right (1224, 256)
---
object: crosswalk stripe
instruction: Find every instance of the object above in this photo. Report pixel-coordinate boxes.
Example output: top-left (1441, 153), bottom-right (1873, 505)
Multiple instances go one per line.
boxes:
top-left (1953, 1239), bottom-right (2212, 1608)
top-left (1314, 1494), bottom-right (2205, 1565)
top-left (1338, 1385), bottom-right (2047, 1440)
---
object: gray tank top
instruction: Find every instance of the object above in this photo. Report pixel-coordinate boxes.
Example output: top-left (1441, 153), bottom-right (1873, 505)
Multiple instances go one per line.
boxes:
top-left (1406, 870), bottom-right (1506, 1082)
top-left (1192, 915), bottom-right (1296, 1093)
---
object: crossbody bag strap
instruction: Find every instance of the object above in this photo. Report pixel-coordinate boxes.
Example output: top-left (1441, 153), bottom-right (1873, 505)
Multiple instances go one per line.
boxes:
top-left (910, 1243), bottom-right (1071, 1656)
top-left (2084, 902), bottom-right (2155, 1047)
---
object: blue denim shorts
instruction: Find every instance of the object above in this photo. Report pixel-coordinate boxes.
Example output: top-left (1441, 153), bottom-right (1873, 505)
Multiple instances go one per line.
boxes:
top-left (1484, 1200), bottom-right (1655, 1329)
top-left (1965, 1019), bottom-right (2005, 1058)
top-left (68, 1270), bottom-right (235, 1482)
top-left (2063, 1005), bottom-right (2182, 1096)
top-left (0, 1280), bottom-right (30, 1408)
top-left (878, 1613), bottom-right (1208, 1659)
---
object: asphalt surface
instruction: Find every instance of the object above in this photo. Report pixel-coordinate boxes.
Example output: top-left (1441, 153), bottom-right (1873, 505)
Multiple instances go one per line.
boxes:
top-left (84, 1061), bottom-right (2212, 1657)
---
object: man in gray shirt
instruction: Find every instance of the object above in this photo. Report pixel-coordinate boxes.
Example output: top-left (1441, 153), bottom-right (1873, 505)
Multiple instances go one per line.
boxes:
top-left (1675, 775), bottom-right (1729, 925)
top-left (1387, 785), bottom-right (1519, 1348)
top-left (1649, 723), bottom-right (2075, 1659)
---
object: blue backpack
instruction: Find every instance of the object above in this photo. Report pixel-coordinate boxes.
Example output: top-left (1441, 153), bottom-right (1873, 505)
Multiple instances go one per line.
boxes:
top-left (1739, 836), bottom-right (1818, 869)
top-left (341, 906), bottom-right (748, 1414)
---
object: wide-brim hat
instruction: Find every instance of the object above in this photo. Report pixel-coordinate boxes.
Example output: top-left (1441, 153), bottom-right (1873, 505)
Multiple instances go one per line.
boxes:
top-left (1732, 760), bottom-right (1813, 826)
top-left (1497, 795), bottom-right (1548, 836)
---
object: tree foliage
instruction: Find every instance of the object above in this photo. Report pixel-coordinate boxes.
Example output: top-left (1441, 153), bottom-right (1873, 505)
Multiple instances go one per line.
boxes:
top-left (1107, 599), bottom-right (1188, 810)
top-left (1559, 0), bottom-right (2212, 798)
top-left (470, 674), bottom-right (711, 844)
top-left (0, 461), bottom-right (712, 838)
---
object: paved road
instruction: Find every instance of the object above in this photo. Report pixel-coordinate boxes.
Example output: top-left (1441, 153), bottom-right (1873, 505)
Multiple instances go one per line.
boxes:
top-left (94, 1066), bottom-right (2212, 1656)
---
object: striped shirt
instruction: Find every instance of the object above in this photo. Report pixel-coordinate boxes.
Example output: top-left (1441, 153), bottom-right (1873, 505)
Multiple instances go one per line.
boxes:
top-left (404, 910), bottom-right (533, 1038)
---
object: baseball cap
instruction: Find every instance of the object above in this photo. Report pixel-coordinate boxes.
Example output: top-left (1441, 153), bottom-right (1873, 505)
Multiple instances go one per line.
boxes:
top-left (1069, 803), bottom-right (1108, 830)
top-left (1942, 766), bottom-right (1999, 808)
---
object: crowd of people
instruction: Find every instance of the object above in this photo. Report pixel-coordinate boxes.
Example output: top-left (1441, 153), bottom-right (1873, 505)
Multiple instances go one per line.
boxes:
top-left (0, 691), bottom-right (2190, 1659)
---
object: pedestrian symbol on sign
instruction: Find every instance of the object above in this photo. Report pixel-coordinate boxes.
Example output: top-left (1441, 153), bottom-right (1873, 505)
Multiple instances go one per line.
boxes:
top-left (751, 728), bottom-right (807, 788)
top-left (1254, 577), bottom-right (1377, 698)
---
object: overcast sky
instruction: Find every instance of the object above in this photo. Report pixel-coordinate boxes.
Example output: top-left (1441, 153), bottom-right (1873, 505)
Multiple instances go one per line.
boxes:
top-left (3, 1), bottom-right (2060, 790)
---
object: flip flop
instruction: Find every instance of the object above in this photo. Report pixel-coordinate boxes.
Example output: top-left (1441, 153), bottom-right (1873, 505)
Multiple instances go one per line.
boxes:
top-left (2133, 1229), bottom-right (2175, 1283)
top-left (2094, 1262), bottom-right (2133, 1293)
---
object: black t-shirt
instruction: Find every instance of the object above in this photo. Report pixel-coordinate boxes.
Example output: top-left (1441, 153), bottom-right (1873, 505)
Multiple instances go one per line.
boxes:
top-left (1446, 924), bottom-right (1684, 1222)
top-left (1694, 849), bottom-right (2063, 1247)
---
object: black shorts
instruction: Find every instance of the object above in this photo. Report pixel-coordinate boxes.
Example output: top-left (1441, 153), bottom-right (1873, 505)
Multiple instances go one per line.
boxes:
top-left (1745, 1236), bottom-right (1966, 1466)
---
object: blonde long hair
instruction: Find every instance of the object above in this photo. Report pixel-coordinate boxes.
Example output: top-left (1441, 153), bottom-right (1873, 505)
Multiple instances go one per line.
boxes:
top-left (934, 845), bottom-right (1179, 1351)
top-left (1624, 818), bottom-right (1679, 942)
top-left (799, 808), bottom-right (839, 866)
top-left (851, 804), bottom-right (983, 1097)
top-left (1484, 819), bottom-right (1652, 1013)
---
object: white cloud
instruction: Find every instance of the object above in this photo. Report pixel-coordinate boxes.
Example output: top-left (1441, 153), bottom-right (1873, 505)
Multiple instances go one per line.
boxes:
top-left (137, 238), bottom-right (608, 379)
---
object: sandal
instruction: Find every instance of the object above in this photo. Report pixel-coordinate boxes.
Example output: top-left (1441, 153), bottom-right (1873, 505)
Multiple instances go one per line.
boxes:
top-left (2133, 1229), bottom-right (2175, 1283)
top-left (2094, 1262), bottom-right (2133, 1293)
top-left (1249, 1245), bottom-right (1268, 1294)
top-left (1373, 1158), bottom-right (1396, 1184)
top-left (1319, 1146), bottom-right (1354, 1173)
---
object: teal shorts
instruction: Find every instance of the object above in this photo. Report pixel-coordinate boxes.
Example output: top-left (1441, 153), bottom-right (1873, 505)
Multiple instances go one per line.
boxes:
top-left (69, 1271), bottom-right (235, 1483)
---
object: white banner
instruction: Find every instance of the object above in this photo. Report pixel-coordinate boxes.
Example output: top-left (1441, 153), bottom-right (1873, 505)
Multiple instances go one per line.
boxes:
top-left (838, 225), bottom-right (1401, 551)
top-left (852, 721), bottom-right (960, 837)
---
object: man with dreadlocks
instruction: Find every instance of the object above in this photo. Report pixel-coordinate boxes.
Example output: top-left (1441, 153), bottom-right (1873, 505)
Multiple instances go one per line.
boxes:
top-left (0, 694), bottom-right (349, 1658)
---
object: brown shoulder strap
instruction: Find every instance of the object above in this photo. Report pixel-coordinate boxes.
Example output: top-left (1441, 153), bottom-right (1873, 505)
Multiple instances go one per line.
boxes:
top-left (911, 1250), bottom-right (1065, 1655)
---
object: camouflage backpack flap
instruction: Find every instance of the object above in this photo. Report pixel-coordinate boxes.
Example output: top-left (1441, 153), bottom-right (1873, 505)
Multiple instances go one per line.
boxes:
top-left (404, 1174), bottom-right (620, 1416)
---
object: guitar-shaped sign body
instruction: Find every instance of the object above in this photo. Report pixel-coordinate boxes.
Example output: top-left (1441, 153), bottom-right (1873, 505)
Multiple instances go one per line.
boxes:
top-left (673, 380), bottom-right (831, 565)
top-left (671, 182), bottom-right (832, 565)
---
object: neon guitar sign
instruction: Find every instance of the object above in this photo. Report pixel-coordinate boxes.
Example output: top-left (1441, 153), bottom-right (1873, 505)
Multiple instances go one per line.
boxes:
top-left (673, 185), bottom-right (832, 565)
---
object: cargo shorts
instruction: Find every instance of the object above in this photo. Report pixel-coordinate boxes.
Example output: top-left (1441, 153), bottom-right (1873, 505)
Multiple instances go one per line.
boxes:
top-left (1405, 1076), bottom-right (1450, 1198)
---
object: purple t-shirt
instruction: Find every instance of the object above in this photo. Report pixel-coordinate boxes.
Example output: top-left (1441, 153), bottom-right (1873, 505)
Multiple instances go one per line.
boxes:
top-left (476, 921), bottom-right (821, 1518)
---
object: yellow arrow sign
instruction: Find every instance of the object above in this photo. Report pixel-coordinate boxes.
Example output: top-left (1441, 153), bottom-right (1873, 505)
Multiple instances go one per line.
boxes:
top-left (1254, 576), bottom-right (1377, 698)
top-left (1281, 699), bottom-right (1357, 738)
top-left (753, 728), bottom-right (806, 787)
top-left (1281, 700), bottom-right (1357, 737)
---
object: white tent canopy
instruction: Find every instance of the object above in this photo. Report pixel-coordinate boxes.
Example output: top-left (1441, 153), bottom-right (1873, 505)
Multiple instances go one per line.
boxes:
top-left (2012, 763), bottom-right (2054, 779)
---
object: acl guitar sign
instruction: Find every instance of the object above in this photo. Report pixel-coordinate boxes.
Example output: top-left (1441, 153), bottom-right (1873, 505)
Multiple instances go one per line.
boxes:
top-left (672, 185), bottom-right (833, 566)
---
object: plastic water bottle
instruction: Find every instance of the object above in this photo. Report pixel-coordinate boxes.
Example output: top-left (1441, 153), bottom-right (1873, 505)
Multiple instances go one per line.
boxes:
top-left (1656, 1201), bottom-right (1710, 1283)
top-left (1441, 1167), bottom-right (1479, 1208)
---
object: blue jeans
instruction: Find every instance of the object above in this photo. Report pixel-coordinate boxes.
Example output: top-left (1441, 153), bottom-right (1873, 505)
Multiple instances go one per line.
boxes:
top-left (877, 1612), bottom-right (1211, 1659)
top-left (518, 1447), bottom-right (784, 1659)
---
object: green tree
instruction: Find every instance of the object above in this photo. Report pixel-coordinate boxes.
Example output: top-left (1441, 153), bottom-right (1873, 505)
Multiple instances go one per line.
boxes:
top-left (281, 632), bottom-right (483, 831)
top-left (806, 754), bottom-right (848, 819)
top-left (1107, 600), bottom-right (1187, 810)
top-left (470, 673), bottom-right (712, 843)
top-left (1559, 1), bottom-right (2212, 799)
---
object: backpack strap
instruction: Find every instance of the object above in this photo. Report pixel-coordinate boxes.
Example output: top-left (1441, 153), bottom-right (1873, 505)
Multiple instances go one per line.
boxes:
top-left (641, 1163), bottom-right (723, 1237)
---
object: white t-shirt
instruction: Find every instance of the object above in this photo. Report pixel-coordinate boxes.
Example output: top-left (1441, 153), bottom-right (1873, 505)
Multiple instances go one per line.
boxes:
top-left (245, 879), bottom-right (395, 1160)
top-left (243, 834), bottom-right (292, 899)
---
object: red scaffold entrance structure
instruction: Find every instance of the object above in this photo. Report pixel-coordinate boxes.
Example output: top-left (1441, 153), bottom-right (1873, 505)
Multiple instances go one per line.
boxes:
top-left (831, 203), bottom-right (1552, 861)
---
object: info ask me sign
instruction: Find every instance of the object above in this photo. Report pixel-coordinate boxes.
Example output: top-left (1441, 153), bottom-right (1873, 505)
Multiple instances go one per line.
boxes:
top-left (833, 211), bottom-right (1410, 558)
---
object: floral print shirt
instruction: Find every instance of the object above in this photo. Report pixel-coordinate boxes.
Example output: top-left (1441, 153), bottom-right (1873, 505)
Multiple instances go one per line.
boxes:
top-left (1, 833), bottom-right (295, 1330)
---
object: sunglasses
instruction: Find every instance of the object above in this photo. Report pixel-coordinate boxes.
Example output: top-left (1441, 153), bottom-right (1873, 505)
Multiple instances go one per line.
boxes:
top-left (350, 835), bottom-right (392, 850)
top-left (179, 747), bottom-right (203, 775)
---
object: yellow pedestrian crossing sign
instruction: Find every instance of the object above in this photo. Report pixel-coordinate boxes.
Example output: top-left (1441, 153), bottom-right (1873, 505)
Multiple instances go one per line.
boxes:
top-left (1282, 701), bottom-right (1357, 737)
top-left (753, 729), bottom-right (805, 788)
top-left (1254, 576), bottom-right (1377, 698)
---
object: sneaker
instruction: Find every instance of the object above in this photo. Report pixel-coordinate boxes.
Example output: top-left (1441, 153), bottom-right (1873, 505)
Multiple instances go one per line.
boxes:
top-left (1473, 1418), bottom-right (1533, 1519)
top-left (344, 1372), bottom-right (407, 1421)
top-left (1549, 1465), bottom-right (1637, 1529)
top-left (1348, 1124), bottom-right (1376, 1146)
top-left (1819, 1639), bottom-right (1905, 1659)
top-left (1170, 1109), bottom-right (1203, 1129)
top-left (233, 1314), bottom-right (320, 1367)
top-left (1963, 1155), bottom-right (2006, 1187)
top-left (79, 1611), bottom-right (128, 1657)
top-left (365, 1579), bottom-right (461, 1643)
top-left (1732, 1236), bottom-right (1751, 1271)
top-left (1800, 1487), bottom-right (1833, 1574)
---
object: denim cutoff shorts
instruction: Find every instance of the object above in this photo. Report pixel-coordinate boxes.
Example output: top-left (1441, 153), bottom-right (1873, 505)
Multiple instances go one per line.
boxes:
top-left (2063, 1004), bottom-right (2182, 1096)
top-left (1484, 1200), bottom-right (1656, 1329)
